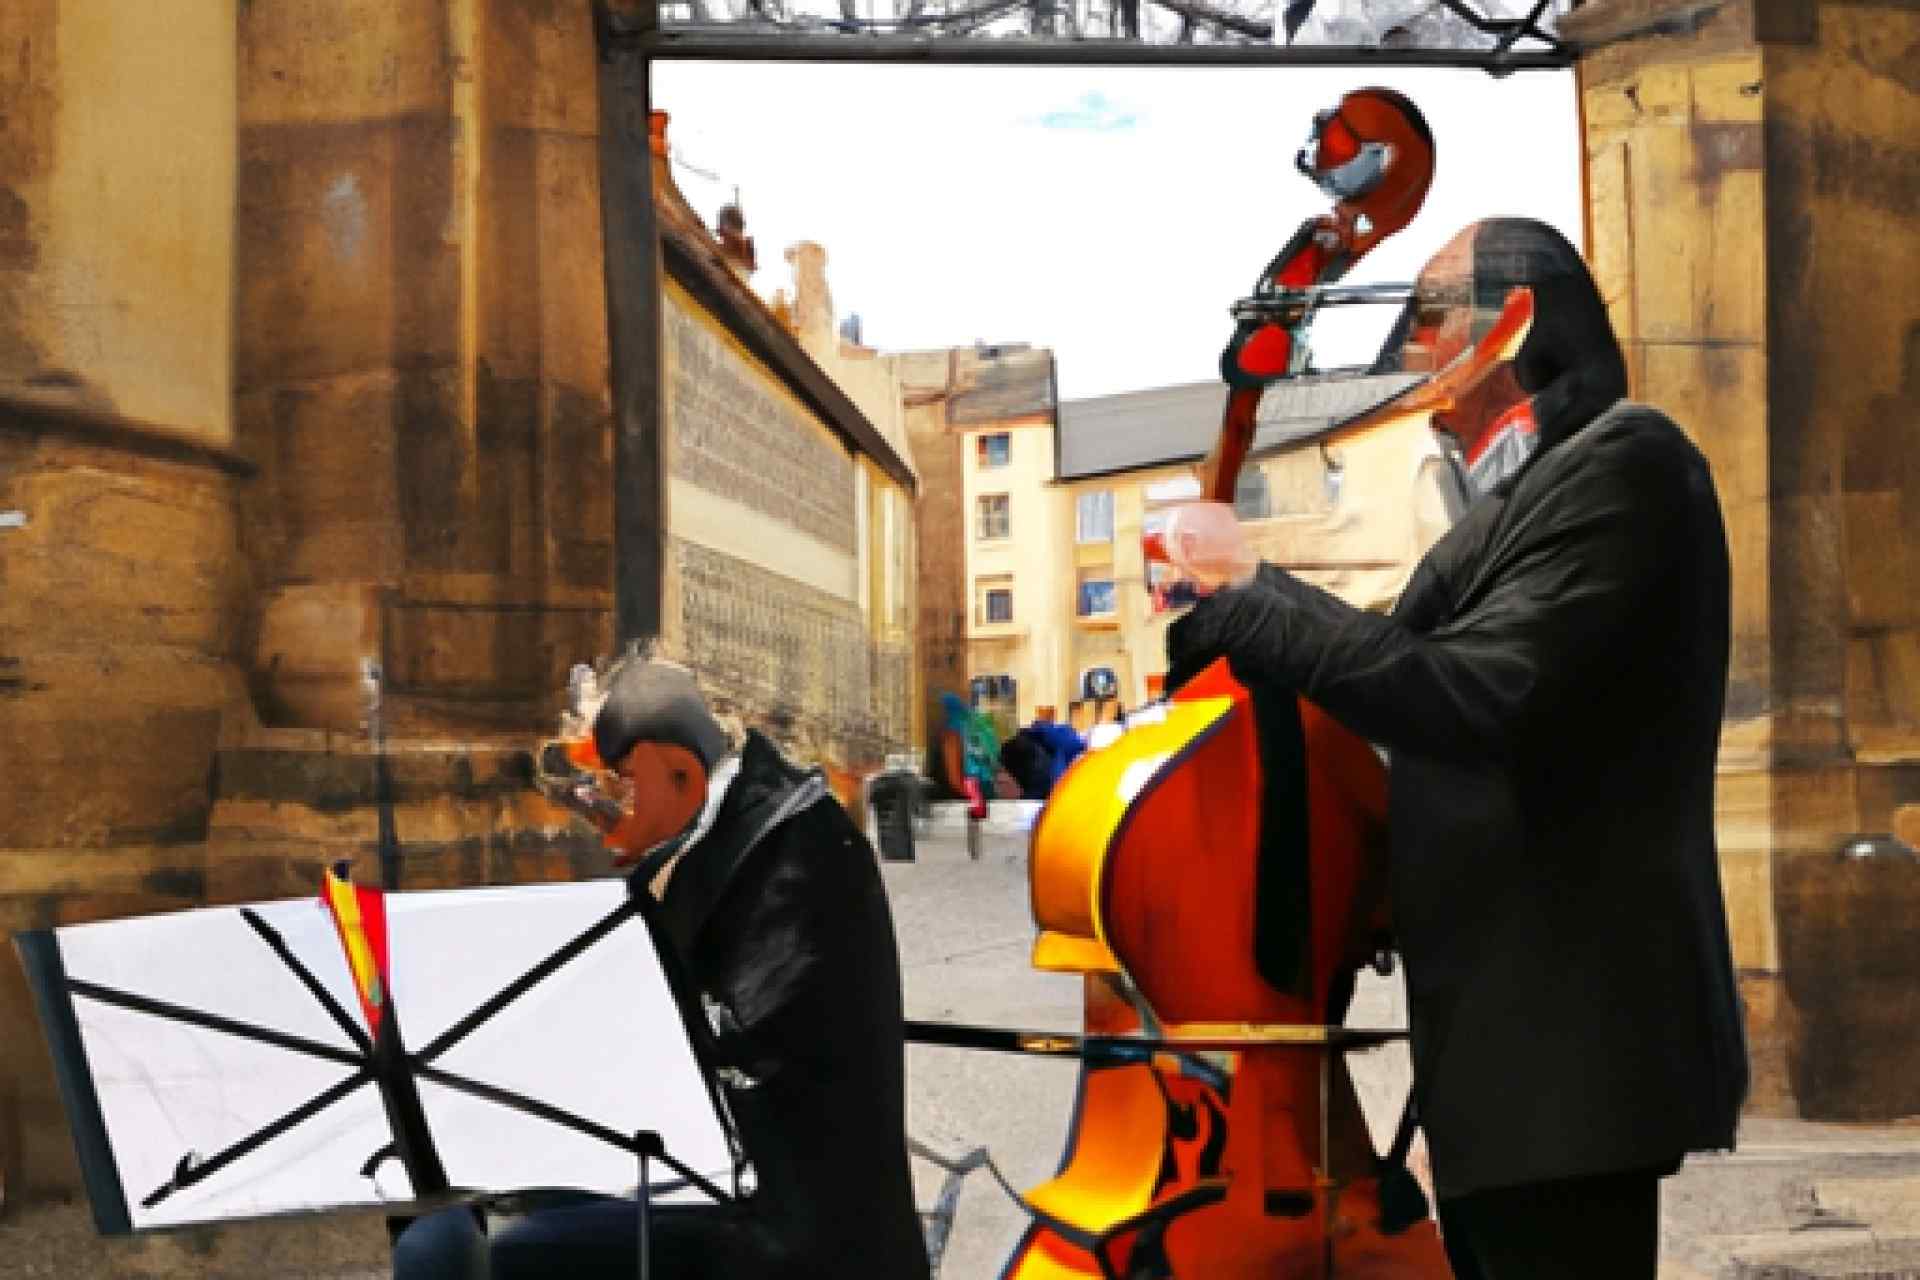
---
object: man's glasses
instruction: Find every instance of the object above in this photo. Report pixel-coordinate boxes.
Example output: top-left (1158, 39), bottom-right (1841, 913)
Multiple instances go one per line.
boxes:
top-left (534, 738), bottom-right (632, 829)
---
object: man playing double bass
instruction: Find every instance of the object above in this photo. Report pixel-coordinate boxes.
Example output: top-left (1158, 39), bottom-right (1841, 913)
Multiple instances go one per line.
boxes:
top-left (1163, 218), bottom-right (1747, 1280)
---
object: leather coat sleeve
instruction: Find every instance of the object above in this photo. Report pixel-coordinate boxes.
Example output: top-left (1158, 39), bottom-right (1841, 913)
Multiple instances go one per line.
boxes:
top-left (1166, 420), bottom-right (1696, 764)
top-left (699, 804), bottom-right (899, 1086)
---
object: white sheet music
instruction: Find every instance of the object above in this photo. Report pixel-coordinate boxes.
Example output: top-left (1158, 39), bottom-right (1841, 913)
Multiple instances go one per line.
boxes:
top-left (47, 880), bottom-right (732, 1231)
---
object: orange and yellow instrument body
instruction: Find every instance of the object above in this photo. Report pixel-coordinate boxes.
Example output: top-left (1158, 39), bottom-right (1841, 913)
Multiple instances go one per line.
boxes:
top-left (1003, 660), bottom-right (1451, 1279)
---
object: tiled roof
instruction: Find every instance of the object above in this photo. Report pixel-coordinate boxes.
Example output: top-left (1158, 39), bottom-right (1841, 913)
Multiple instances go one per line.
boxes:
top-left (1054, 372), bottom-right (1426, 481)
top-left (948, 348), bottom-right (1057, 425)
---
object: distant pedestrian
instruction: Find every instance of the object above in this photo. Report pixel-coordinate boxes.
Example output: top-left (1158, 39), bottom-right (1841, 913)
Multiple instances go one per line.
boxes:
top-left (937, 692), bottom-right (999, 817)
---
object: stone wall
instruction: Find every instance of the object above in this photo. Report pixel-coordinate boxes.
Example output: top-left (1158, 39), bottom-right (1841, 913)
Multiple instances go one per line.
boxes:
top-left (0, 3), bottom-right (247, 1210)
top-left (0, 416), bottom-right (250, 1204)
top-left (0, 3), bottom-right (238, 430)
top-left (896, 353), bottom-right (971, 765)
top-left (1762, 0), bottom-right (1920, 1122)
top-left (1573, 0), bottom-right (1920, 1119)
top-left (667, 298), bottom-right (859, 559)
top-left (676, 540), bottom-right (913, 770)
top-left (236, 0), bottom-right (616, 737)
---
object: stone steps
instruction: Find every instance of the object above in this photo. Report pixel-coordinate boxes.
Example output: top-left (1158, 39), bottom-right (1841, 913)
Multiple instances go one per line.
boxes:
top-left (1724, 1228), bottom-right (1920, 1279)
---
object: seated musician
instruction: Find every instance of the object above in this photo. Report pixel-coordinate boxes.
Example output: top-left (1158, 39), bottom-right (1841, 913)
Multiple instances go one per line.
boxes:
top-left (394, 652), bottom-right (929, 1279)
top-left (1162, 218), bottom-right (1747, 1280)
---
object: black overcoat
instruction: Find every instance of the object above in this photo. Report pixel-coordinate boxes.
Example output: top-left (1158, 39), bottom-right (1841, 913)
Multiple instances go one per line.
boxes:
top-left (644, 730), bottom-right (929, 1278)
top-left (1168, 400), bottom-right (1748, 1199)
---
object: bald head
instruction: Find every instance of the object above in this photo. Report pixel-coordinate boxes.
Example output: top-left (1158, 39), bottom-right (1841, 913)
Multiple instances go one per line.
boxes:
top-left (1413, 219), bottom-right (1626, 409)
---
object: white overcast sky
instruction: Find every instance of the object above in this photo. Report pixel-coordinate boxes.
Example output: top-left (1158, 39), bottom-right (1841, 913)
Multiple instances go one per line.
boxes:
top-left (652, 64), bottom-right (1584, 401)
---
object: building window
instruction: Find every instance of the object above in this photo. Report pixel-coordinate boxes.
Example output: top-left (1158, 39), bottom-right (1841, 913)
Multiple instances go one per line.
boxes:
top-left (1234, 467), bottom-right (1271, 521)
top-left (1324, 447), bottom-right (1347, 508)
top-left (976, 493), bottom-right (1010, 540)
top-left (976, 574), bottom-right (1014, 625)
top-left (1079, 666), bottom-right (1120, 702)
top-left (1077, 567), bottom-right (1117, 618)
top-left (1076, 489), bottom-right (1115, 544)
top-left (977, 432), bottom-right (1011, 468)
top-left (970, 673), bottom-right (1017, 705)
top-left (1145, 475), bottom-right (1202, 503)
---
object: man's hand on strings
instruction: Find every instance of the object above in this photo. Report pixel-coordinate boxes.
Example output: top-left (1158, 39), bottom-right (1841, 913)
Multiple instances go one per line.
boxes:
top-left (1162, 501), bottom-right (1259, 593)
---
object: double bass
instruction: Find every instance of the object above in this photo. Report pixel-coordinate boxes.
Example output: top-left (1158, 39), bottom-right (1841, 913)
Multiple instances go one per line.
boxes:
top-left (993, 89), bottom-right (1537, 1280)
top-left (1004, 661), bottom-right (1438, 1279)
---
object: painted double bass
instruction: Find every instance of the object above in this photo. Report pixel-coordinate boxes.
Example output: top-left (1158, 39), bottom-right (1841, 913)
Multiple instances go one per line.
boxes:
top-left (996, 88), bottom-right (1539, 1279)
top-left (1002, 657), bottom-right (1447, 1279)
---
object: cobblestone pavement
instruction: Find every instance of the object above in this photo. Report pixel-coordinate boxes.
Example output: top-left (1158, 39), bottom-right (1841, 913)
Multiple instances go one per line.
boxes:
top-left (6, 822), bottom-right (1920, 1277)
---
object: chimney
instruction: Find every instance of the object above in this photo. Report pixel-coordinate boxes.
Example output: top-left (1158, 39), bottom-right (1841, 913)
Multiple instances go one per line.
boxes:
top-left (649, 109), bottom-right (671, 186)
top-left (785, 241), bottom-right (834, 350)
top-left (769, 288), bottom-right (798, 335)
top-left (715, 200), bottom-right (757, 279)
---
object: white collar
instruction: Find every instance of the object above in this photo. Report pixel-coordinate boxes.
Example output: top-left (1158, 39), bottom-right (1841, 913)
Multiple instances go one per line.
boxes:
top-left (684, 753), bottom-right (742, 851)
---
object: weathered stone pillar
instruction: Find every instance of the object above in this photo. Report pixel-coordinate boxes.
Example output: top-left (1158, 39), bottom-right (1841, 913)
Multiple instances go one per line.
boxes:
top-left (1571, 0), bottom-right (1920, 1119)
top-left (213, 0), bottom-right (614, 905)
top-left (234, 0), bottom-right (614, 741)
top-left (235, 0), bottom-right (472, 733)
top-left (0, 0), bottom-right (245, 1200)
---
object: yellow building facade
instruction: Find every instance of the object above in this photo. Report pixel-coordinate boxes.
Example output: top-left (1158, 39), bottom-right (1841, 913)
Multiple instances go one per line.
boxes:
top-left (1056, 466), bottom-right (1177, 717)
top-left (959, 409), bottom-right (1074, 733)
top-left (929, 369), bottom-right (1438, 735)
top-left (891, 343), bottom-right (1065, 750)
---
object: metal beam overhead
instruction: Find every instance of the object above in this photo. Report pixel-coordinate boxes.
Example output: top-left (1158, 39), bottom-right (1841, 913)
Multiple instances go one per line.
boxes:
top-left (640, 29), bottom-right (1571, 65)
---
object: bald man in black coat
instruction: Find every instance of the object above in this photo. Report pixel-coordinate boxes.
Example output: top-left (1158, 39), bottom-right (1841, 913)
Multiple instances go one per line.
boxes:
top-left (395, 658), bottom-right (927, 1280)
top-left (1166, 219), bottom-right (1747, 1280)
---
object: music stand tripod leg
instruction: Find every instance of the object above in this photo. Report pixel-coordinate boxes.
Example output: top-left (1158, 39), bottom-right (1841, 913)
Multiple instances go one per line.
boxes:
top-left (634, 1130), bottom-right (664, 1280)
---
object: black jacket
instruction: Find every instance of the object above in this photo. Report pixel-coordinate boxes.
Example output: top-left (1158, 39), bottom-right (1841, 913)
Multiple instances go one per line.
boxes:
top-left (641, 730), bottom-right (928, 1278)
top-left (1167, 400), bottom-right (1748, 1198)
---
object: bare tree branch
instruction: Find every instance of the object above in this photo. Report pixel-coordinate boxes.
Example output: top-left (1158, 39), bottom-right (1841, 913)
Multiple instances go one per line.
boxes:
top-left (1146, 0), bottom-right (1272, 41)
